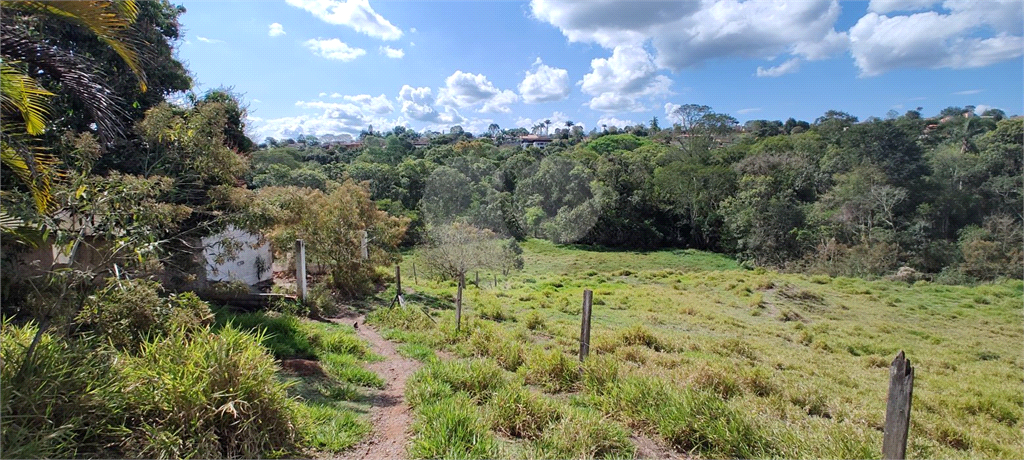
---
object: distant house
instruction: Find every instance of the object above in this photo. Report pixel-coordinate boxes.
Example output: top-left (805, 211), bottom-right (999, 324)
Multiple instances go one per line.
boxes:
top-left (412, 139), bottom-right (430, 149)
top-left (336, 141), bottom-right (363, 150)
top-left (520, 135), bottom-right (552, 149)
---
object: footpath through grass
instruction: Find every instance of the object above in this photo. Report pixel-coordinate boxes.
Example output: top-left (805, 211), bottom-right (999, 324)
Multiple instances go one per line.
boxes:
top-left (375, 239), bottom-right (1022, 459)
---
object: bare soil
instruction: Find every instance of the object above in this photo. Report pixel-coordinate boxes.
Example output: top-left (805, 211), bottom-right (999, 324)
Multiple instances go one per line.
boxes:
top-left (333, 314), bottom-right (421, 460)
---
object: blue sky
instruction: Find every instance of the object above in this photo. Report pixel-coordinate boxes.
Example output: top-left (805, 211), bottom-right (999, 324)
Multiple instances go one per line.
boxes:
top-left (175, 0), bottom-right (1023, 141)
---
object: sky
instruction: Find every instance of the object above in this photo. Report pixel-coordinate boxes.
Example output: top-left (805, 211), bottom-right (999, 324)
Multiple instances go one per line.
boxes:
top-left (174, 0), bottom-right (1024, 141)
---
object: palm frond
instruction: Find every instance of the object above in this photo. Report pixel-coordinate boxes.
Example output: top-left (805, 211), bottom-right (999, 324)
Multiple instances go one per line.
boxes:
top-left (1, 27), bottom-right (129, 140)
top-left (2, 0), bottom-right (147, 91)
top-left (0, 62), bottom-right (54, 135)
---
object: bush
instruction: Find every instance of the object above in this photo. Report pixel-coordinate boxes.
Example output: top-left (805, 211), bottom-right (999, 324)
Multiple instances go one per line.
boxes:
top-left (116, 326), bottom-right (299, 458)
top-left (75, 279), bottom-right (213, 349)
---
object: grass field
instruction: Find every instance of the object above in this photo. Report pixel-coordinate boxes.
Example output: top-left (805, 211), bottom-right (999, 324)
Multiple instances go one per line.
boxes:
top-left (374, 239), bottom-right (1023, 459)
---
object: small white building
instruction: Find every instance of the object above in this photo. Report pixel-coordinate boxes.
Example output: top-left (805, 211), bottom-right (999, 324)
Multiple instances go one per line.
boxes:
top-left (202, 226), bottom-right (273, 287)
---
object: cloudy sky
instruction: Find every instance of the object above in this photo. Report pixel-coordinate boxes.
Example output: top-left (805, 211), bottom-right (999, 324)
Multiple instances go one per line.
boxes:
top-left (175, 0), bottom-right (1022, 141)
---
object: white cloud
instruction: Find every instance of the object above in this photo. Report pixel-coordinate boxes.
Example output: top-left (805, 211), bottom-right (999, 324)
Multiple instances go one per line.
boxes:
top-left (664, 103), bottom-right (681, 122)
top-left (268, 23), bottom-right (286, 37)
top-left (380, 46), bottom-right (405, 58)
top-left (756, 58), bottom-right (800, 77)
top-left (850, 1), bottom-right (1024, 76)
top-left (954, 89), bottom-right (983, 95)
top-left (596, 116), bottom-right (636, 129)
top-left (736, 107), bottom-right (762, 114)
top-left (342, 94), bottom-right (394, 115)
top-left (252, 99), bottom-right (262, 103)
top-left (973, 104), bottom-right (999, 115)
top-left (319, 92), bottom-right (328, 97)
top-left (514, 112), bottom-right (583, 133)
top-left (330, 92), bottom-right (342, 98)
top-left (285, 0), bottom-right (403, 40)
top-left (579, 45), bottom-right (671, 112)
top-left (410, 27), bottom-right (417, 33)
top-left (304, 38), bottom-right (366, 61)
top-left (531, 0), bottom-right (848, 75)
top-left (196, 36), bottom-right (225, 44)
top-left (868, 0), bottom-right (940, 14)
top-left (397, 85), bottom-right (465, 124)
top-left (438, 71), bottom-right (519, 113)
top-left (519, 58), bottom-right (571, 103)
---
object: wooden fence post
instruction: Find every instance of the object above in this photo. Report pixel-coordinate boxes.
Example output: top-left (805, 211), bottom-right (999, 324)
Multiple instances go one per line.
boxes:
top-left (395, 265), bottom-right (402, 295)
top-left (359, 230), bottom-right (368, 260)
top-left (579, 289), bottom-right (593, 361)
top-left (294, 239), bottom-right (307, 301)
top-left (475, 271), bottom-right (479, 288)
top-left (883, 350), bottom-right (914, 460)
top-left (493, 273), bottom-right (497, 288)
top-left (412, 263), bottom-right (417, 284)
top-left (456, 272), bottom-right (464, 333)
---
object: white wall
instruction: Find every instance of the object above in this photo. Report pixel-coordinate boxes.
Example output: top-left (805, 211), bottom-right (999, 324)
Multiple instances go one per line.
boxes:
top-left (202, 226), bottom-right (273, 286)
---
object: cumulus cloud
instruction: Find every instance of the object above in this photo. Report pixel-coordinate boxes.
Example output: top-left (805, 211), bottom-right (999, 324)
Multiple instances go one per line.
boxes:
top-left (397, 85), bottom-right (465, 124)
top-left (596, 116), bottom-right (636, 129)
top-left (330, 92), bottom-right (342, 98)
top-left (304, 38), bottom-right (366, 61)
top-left (531, 0), bottom-right (848, 75)
top-left (515, 111), bottom-right (581, 132)
top-left (286, 0), bottom-right (403, 40)
top-left (519, 58), bottom-right (571, 103)
top-left (196, 36), bottom-right (225, 44)
top-left (438, 71), bottom-right (519, 113)
top-left (268, 23), bottom-right (286, 36)
top-left (756, 58), bottom-right (801, 77)
top-left (579, 45), bottom-right (671, 112)
top-left (380, 46), bottom-right (405, 58)
top-left (849, 1), bottom-right (1023, 76)
top-left (867, 0), bottom-right (941, 14)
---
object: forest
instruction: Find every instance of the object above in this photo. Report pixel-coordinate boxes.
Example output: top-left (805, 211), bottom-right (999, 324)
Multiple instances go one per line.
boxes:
top-left (1, 1), bottom-right (1020, 459)
top-left (252, 103), bottom-right (1022, 283)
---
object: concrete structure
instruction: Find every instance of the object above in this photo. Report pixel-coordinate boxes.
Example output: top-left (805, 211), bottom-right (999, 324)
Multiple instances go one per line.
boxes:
top-left (202, 226), bottom-right (273, 287)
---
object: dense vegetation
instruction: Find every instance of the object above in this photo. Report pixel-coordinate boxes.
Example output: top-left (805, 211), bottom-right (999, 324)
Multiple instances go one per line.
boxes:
top-left (250, 106), bottom-right (1021, 283)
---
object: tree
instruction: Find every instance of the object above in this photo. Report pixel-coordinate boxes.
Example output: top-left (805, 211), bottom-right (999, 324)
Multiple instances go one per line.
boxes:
top-left (419, 222), bottom-right (504, 280)
top-left (649, 116), bottom-right (660, 132)
top-left (252, 180), bottom-right (409, 296)
top-left (1, 1), bottom-right (149, 213)
top-left (487, 123), bottom-right (500, 139)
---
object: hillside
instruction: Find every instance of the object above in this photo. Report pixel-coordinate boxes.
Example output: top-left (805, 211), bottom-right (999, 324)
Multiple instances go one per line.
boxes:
top-left (363, 241), bottom-right (1024, 459)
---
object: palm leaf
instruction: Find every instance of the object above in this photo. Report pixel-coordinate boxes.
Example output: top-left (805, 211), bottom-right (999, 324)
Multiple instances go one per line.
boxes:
top-left (2, 0), bottom-right (147, 91)
top-left (0, 62), bottom-right (53, 135)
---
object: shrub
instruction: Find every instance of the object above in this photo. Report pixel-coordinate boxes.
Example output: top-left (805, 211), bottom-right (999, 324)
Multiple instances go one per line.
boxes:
top-left (409, 394), bottom-right (498, 459)
top-left (75, 279), bottom-right (213, 349)
top-left (485, 386), bottom-right (561, 439)
top-left (116, 326), bottom-right (299, 458)
top-left (467, 324), bottom-right (524, 371)
top-left (581, 354), bottom-right (619, 394)
top-left (524, 311), bottom-right (546, 330)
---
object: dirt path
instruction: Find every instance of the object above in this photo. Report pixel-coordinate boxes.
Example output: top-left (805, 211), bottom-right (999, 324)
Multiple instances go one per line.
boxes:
top-left (334, 315), bottom-right (421, 460)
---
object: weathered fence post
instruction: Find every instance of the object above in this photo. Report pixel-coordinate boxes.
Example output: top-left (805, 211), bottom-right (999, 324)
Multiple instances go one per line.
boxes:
top-left (456, 272), bottom-right (464, 333)
top-left (579, 289), bottom-right (593, 361)
top-left (412, 263), bottom-right (418, 284)
top-left (294, 239), bottom-right (307, 301)
top-left (359, 230), bottom-right (368, 260)
top-left (493, 273), bottom-right (497, 288)
top-left (395, 265), bottom-right (402, 295)
top-left (475, 271), bottom-right (480, 288)
top-left (883, 351), bottom-right (914, 460)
